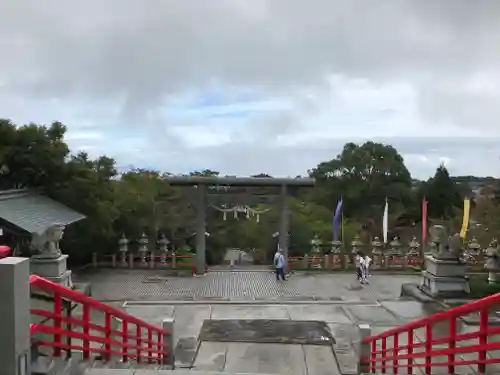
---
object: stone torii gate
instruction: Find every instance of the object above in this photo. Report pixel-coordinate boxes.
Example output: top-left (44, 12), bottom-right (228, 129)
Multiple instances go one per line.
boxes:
top-left (165, 176), bottom-right (315, 274)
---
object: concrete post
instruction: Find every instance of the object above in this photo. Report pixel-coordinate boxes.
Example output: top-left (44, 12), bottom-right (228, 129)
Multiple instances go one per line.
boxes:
top-left (92, 253), bottom-right (98, 269)
top-left (324, 254), bottom-right (330, 269)
top-left (172, 253), bottom-right (176, 269)
top-left (358, 324), bottom-right (372, 374)
top-left (149, 252), bottom-right (155, 269)
top-left (278, 184), bottom-right (289, 268)
top-left (0, 257), bottom-right (31, 375)
top-left (111, 254), bottom-right (117, 268)
top-left (129, 253), bottom-right (134, 269)
top-left (302, 254), bottom-right (309, 269)
top-left (343, 254), bottom-right (349, 270)
top-left (162, 317), bottom-right (175, 368)
top-left (195, 185), bottom-right (207, 275)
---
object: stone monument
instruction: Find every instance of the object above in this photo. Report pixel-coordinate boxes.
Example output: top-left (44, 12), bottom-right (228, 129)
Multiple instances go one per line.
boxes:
top-left (330, 239), bottom-right (342, 267)
top-left (310, 235), bottom-right (322, 268)
top-left (138, 233), bottom-right (149, 266)
top-left (388, 237), bottom-right (402, 256)
top-left (351, 234), bottom-right (363, 254)
top-left (119, 234), bottom-right (129, 266)
top-left (463, 236), bottom-right (481, 264)
top-left (420, 225), bottom-right (470, 297)
top-left (30, 223), bottom-right (73, 288)
top-left (158, 234), bottom-right (170, 263)
top-left (407, 236), bottom-right (420, 257)
top-left (330, 239), bottom-right (342, 254)
top-left (371, 236), bottom-right (383, 267)
top-left (485, 238), bottom-right (500, 284)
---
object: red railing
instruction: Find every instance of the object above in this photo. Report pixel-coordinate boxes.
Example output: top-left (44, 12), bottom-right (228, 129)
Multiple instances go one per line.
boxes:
top-left (362, 292), bottom-right (500, 374)
top-left (29, 275), bottom-right (171, 364)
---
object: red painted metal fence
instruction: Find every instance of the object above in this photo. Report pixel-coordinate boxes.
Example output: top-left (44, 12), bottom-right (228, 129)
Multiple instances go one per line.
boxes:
top-left (29, 275), bottom-right (171, 364)
top-left (362, 292), bottom-right (500, 374)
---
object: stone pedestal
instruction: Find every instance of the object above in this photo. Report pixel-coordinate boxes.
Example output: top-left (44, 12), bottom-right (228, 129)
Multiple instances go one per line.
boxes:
top-left (488, 271), bottom-right (500, 284)
top-left (30, 254), bottom-right (72, 288)
top-left (420, 255), bottom-right (470, 298)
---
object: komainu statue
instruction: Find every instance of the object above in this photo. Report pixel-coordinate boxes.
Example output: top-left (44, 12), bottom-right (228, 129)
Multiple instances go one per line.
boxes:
top-left (30, 223), bottom-right (66, 259)
top-left (429, 225), bottom-right (463, 260)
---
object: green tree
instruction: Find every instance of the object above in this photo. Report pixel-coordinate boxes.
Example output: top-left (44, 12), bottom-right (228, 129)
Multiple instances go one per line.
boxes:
top-left (0, 120), bottom-right (69, 190)
top-left (309, 141), bottom-right (413, 219)
top-left (420, 164), bottom-right (462, 219)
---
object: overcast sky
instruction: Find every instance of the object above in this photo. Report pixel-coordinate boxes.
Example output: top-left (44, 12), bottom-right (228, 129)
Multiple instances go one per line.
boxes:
top-left (1, 0), bottom-right (500, 179)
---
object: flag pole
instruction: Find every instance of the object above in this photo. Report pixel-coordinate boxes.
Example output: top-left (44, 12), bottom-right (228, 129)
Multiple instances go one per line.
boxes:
top-left (341, 210), bottom-right (345, 249)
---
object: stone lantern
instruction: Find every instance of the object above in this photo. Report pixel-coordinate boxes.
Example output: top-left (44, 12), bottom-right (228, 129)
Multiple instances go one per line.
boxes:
top-left (388, 237), bottom-right (402, 256)
top-left (420, 225), bottom-right (470, 297)
top-left (330, 239), bottom-right (342, 268)
top-left (485, 239), bottom-right (500, 284)
top-left (408, 236), bottom-right (420, 257)
top-left (158, 234), bottom-right (170, 263)
top-left (118, 234), bottom-right (129, 266)
top-left (310, 235), bottom-right (322, 268)
top-left (330, 239), bottom-right (342, 254)
top-left (468, 236), bottom-right (481, 254)
top-left (138, 233), bottom-right (149, 266)
top-left (465, 236), bottom-right (481, 264)
top-left (371, 237), bottom-right (383, 254)
top-left (371, 236), bottom-right (383, 267)
top-left (351, 235), bottom-right (363, 254)
top-left (310, 235), bottom-right (322, 254)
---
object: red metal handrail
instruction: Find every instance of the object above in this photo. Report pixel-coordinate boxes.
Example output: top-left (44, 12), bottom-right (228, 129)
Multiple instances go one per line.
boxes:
top-left (29, 275), bottom-right (170, 364)
top-left (362, 292), bottom-right (500, 374)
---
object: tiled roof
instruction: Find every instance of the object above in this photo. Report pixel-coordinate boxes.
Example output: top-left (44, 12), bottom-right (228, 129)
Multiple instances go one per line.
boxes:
top-left (0, 189), bottom-right (85, 234)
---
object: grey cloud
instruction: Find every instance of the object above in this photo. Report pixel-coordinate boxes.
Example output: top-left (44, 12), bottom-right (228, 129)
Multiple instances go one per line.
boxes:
top-left (2, 1), bottom-right (500, 107)
top-left (418, 83), bottom-right (500, 130)
top-left (2, 0), bottom-right (500, 178)
top-left (102, 137), bottom-right (500, 179)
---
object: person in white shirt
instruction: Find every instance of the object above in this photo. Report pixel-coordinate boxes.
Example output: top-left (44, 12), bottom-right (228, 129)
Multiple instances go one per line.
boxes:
top-left (274, 248), bottom-right (286, 281)
top-left (363, 255), bottom-right (372, 284)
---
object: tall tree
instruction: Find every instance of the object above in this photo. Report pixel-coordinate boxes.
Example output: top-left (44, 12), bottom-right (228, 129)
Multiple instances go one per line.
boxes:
top-left (420, 164), bottom-right (462, 219)
top-left (309, 141), bottom-right (412, 218)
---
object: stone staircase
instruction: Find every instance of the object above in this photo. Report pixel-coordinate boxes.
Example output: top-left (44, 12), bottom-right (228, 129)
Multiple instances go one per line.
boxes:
top-left (87, 371), bottom-right (279, 374)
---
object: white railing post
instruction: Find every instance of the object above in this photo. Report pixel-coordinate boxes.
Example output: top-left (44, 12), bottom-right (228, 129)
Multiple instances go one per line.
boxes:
top-left (162, 317), bottom-right (175, 368)
top-left (358, 324), bottom-right (372, 374)
top-left (0, 257), bottom-right (31, 375)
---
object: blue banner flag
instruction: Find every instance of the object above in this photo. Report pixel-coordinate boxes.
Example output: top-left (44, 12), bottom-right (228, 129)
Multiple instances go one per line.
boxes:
top-left (333, 198), bottom-right (343, 240)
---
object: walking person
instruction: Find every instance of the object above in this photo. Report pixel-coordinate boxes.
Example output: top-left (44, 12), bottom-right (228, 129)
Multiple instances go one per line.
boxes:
top-left (362, 254), bottom-right (372, 284)
top-left (274, 248), bottom-right (286, 281)
top-left (355, 251), bottom-right (365, 283)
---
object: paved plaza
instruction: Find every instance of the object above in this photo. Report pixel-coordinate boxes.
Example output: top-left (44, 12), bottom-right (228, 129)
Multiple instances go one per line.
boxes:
top-left (74, 269), bottom-right (419, 302)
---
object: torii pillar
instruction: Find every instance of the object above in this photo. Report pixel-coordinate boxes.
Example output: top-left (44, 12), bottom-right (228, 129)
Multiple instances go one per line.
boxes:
top-left (195, 185), bottom-right (207, 275)
top-left (278, 184), bottom-right (289, 264)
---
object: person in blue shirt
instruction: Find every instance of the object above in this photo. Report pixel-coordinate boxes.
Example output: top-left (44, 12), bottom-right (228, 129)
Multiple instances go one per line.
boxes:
top-left (273, 248), bottom-right (286, 281)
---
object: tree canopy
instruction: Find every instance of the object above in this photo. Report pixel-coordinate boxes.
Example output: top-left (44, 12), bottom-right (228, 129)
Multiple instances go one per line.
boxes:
top-left (0, 119), bottom-right (497, 264)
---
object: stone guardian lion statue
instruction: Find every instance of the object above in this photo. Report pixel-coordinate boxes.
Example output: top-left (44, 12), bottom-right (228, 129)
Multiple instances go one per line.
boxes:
top-left (30, 223), bottom-right (66, 259)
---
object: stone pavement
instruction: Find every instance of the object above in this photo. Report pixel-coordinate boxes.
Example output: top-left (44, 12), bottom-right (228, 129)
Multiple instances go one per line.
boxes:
top-left (121, 300), bottom-right (451, 374)
top-left (74, 269), bottom-right (419, 302)
top-left (78, 270), bottom-right (493, 374)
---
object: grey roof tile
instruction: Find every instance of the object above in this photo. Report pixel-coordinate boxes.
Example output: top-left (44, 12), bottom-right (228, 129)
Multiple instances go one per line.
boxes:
top-left (0, 189), bottom-right (85, 234)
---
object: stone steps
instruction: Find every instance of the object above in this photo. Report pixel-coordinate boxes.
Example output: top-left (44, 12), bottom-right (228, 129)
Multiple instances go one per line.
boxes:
top-left (85, 370), bottom-right (281, 374)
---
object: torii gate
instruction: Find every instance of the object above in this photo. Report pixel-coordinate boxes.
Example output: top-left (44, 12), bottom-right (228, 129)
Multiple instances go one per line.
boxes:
top-left (164, 176), bottom-right (315, 274)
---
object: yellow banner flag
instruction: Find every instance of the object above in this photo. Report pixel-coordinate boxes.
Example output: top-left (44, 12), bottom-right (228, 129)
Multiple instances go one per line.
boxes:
top-left (459, 198), bottom-right (470, 239)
